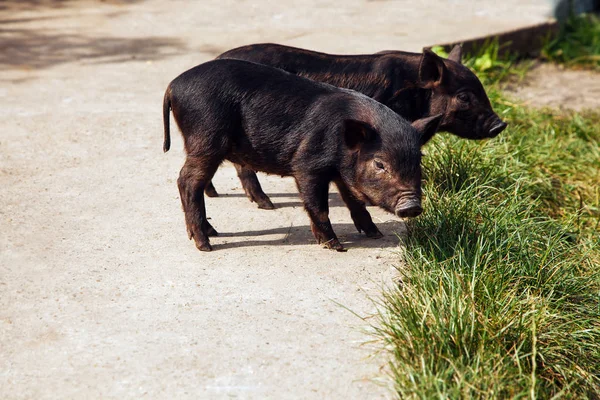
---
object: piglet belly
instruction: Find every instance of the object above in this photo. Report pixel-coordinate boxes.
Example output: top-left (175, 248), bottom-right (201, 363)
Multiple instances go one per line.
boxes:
top-left (226, 146), bottom-right (294, 177)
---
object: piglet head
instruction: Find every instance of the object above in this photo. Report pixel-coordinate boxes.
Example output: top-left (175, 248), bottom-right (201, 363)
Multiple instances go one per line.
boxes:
top-left (343, 114), bottom-right (442, 218)
top-left (417, 46), bottom-right (507, 141)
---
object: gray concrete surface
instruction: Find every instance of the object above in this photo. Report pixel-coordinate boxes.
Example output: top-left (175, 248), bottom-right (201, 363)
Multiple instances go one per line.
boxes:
top-left (507, 63), bottom-right (600, 110)
top-left (1, 1), bottom-right (553, 399)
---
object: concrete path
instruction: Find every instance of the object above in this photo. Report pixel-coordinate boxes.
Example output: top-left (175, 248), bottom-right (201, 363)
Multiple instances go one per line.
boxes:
top-left (1, 1), bottom-right (552, 398)
top-left (508, 63), bottom-right (600, 111)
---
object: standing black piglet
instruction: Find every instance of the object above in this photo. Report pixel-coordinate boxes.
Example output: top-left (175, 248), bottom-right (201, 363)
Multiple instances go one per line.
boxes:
top-left (163, 59), bottom-right (441, 252)
top-left (212, 43), bottom-right (507, 209)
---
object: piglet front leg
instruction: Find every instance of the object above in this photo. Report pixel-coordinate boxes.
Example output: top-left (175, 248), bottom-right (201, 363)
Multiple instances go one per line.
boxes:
top-left (295, 174), bottom-right (346, 252)
top-left (335, 179), bottom-right (383, 239)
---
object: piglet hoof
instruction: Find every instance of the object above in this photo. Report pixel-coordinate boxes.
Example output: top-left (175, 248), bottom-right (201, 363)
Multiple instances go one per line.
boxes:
top-left (204, 221), bottom-right (219, 237)
top-left (354, 221), bottom-right (383, 239)
top-left (205, 185), bottom-right (219, 198)
top-left (323, 238), bottom-right (346, 252)
top-left (365, 228), bottom-right (384, 239)
top-left (196, 241), bottom-right (213, 252)
top-left (256, 197), bottom-right (275, 210)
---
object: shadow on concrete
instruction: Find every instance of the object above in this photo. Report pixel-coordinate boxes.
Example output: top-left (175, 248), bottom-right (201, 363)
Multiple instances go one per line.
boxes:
top-left (1, 28), bottom-right (189, 69)
top-left (219, 192), bottom-right (347, 209)
top-left (211, 220), bottom-right (405, 251)
top-left (0, 0), bottom-right (221, 71)
top-left (0, 0), bottom-right (146, 12)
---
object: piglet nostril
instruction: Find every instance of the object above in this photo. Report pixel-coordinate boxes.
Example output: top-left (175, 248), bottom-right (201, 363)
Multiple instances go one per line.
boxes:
top-left (489, 121), bottom-right (507, 136)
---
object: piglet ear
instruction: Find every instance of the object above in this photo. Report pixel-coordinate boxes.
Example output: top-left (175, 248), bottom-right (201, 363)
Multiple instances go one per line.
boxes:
top-left (411, 114), bottom-right (443, 146)
top-left (344, 119), bottom-right (377, 151)
top-left (418, 49), bottom-right (447, 88)
top-left (447, 44), bottom-right (463, 64)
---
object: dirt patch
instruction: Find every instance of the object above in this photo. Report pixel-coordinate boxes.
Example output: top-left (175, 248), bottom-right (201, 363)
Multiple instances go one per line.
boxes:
top-left (505, 63), bottom-right (600, 111)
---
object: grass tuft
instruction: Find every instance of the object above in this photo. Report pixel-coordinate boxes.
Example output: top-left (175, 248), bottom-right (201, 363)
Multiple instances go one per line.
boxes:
top-left (543, 13), bottom-right (600, 70)
top-left (432, 41), bottom-right (531, 87)
top-left (375, 41), bottom-right (600, 398)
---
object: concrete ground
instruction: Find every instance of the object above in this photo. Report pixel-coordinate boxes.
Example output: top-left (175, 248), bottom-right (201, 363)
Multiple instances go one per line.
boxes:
top-left (1, 0), bottom-right (555, 399)
top-left (507, 63), bottom-right (600, 111)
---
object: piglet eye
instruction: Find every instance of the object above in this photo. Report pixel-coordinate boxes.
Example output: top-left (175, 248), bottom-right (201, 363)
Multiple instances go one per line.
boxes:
top-left (374, 160), bottom-right (385, 170)
top-left (457, 93), bottom-right (469, 103)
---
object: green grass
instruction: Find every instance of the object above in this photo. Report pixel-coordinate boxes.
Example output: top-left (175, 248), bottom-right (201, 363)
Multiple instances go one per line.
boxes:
top-left (432, 41), bottom-right (530, 86)
top-left (543, 13), bottom-right (600, 70)
top-left (373, 44), bottom-right (600, 398)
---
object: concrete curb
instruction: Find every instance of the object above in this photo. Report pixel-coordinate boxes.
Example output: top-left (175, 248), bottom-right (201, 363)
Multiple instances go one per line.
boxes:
top-left (429, 20), bottom-right (559, 57)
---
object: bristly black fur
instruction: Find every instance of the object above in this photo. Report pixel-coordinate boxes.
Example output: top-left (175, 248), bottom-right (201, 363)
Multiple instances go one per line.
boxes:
top-left (218, 43), bottom-right (506, 142)
top-left (213, 43), bottom-right (507, 208)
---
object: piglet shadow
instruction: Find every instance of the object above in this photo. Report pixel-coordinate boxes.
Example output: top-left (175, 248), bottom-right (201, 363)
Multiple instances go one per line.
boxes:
top-left (221, 192), bottom-right (346, 209)
top-left (269, 201), bottom-right (303, 208)
top-left (221, 193), bottom-right (293, 198)
top-left (212, 220), bottom-right (406, 251)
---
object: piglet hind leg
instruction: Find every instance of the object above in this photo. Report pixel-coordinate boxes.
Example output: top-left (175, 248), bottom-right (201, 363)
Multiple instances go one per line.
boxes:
top-left (178, 156), bottom-right (220, 252)
top-left (234, 164), bottom-right (275, 210)
top-left (335, 179), bottom-right (383, 239)
top-left (295, 175), bottom-right (345, 252)
top-left (178, 169), bottom-right (218, 239)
